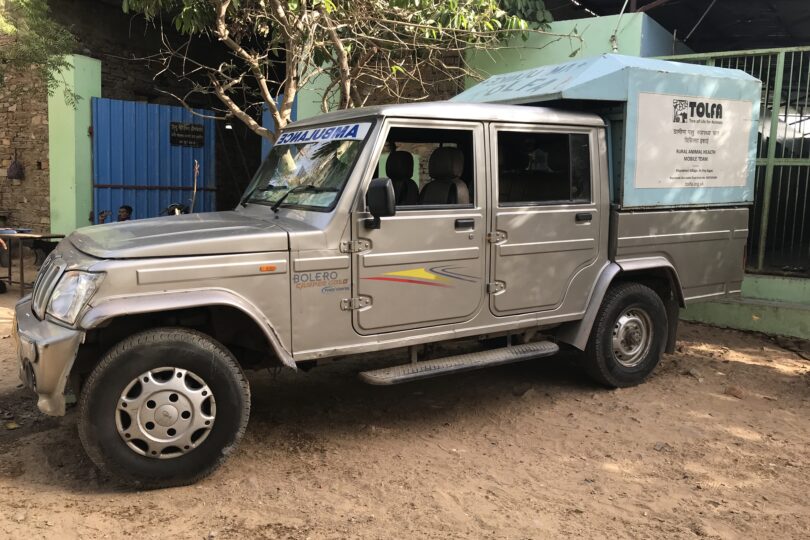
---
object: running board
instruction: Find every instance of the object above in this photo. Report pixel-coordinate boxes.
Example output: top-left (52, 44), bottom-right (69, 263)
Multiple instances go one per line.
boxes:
top-left (359, 341), bottom-right (559, 385)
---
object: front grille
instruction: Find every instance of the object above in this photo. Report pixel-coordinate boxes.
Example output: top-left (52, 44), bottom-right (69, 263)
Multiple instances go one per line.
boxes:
top-left (32, 254), bottom-right (65, 320)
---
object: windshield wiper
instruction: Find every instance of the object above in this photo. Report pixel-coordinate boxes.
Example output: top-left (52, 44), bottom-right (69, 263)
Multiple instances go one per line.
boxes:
top-left (270, 184), bottom-right (339, 214)
top-left (239, 184), bottom-right (260, 208)
top-left (240, 182), bottom-right (289, 208)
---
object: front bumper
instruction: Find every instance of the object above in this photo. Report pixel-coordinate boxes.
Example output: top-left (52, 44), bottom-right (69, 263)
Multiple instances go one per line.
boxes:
top-left (14, 296), bottom-right (84, 416)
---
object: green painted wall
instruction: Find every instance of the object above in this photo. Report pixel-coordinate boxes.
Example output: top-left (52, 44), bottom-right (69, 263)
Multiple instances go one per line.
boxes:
top-left (48, 54), bottom-right (101, 235)
top-left (465, 13), bottom-right (690, 84)
top-left (296, 67), bottom-right (336, 121)
top-left (640, 13), bottom-right (692, 57)
top-left (466, 14), bottom-right (644, 82)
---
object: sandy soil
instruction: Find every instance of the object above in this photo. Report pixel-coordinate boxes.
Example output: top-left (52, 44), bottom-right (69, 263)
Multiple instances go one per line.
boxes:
top-left (0, 285), bottom-right (808, 539)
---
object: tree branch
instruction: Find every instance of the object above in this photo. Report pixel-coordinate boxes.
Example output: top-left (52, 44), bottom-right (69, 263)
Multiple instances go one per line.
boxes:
top-left (318, 7), bottom-right (352, 109)
top-left (212, 0), bottom-right (282, 135)
top-left (211, 75), bottom-right (273, 140)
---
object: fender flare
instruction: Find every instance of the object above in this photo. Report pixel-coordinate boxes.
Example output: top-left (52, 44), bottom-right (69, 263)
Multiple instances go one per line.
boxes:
top-left (556, 262), bottom-right (621, 351)
top-left (614, 256), bottom-right (685, 306)
top-left (80, 289), bottom-right (296, 369)
top-left (555, 258), bottom-right (684, 351)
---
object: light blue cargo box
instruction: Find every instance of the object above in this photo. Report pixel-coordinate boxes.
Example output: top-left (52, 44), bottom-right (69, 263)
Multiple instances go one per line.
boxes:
top-left (452, 54), bottom-right (761, 208)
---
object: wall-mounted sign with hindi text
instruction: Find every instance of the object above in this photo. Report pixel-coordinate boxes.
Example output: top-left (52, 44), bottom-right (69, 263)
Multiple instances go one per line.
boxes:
top-left (170, 122), bottom-right (205, 148)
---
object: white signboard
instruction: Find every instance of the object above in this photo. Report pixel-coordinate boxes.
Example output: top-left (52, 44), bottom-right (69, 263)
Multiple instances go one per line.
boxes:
top-left (276, 122), bottom-right (371, 146)
top-left (634, 93), bottom-right (753, 189)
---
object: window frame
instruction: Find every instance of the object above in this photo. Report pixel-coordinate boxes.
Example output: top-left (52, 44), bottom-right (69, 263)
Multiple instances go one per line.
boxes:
top-left (492, 124), bottom-right (595, 208)
top-left (368, 120), bottom-right (481, 211)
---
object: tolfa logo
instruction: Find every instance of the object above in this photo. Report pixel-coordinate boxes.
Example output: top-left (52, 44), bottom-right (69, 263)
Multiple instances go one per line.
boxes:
top-left (673, 99), bottom-right (723, 123)
top-left (673, 100), bottom-right (689, 123)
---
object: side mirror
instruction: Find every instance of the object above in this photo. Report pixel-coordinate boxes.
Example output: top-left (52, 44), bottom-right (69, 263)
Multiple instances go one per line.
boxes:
top-left (365, 177), bottom-right (396, 229)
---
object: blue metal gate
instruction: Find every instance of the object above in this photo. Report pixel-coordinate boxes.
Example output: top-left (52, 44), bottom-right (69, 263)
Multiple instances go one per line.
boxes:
top-left (91, 98), bottom-right (216, 222)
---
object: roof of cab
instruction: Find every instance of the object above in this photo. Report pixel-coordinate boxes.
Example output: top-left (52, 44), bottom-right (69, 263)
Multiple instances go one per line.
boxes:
top-left (285, 101), bottom-right (605, 130)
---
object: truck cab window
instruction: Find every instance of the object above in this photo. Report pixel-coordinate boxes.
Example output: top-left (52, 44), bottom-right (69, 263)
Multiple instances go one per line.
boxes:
top-left (497, 131), bottom-right (591, 205)
top-left (375, 127), bottom-right (475, 207)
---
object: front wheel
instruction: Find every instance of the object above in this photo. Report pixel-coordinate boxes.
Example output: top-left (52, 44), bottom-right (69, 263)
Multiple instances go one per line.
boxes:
top-left (78, 328), bottom-right (250, 488)
top-left (582, 282), bottom-right (667, 388)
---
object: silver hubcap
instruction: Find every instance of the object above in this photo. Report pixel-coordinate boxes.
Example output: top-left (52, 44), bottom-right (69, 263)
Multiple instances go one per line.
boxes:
top-left (116, 367), bottom-right (216, 459)
top-left (612, 308), bottom-right (653, 368)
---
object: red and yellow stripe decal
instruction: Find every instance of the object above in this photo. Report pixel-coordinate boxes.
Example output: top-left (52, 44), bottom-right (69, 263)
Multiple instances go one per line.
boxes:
top-left (363, 266), bottom-right (477, 288)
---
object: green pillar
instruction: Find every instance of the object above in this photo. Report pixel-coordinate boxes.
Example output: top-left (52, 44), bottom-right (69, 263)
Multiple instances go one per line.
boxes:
top-left (47, 54), bottom-right (101, 235)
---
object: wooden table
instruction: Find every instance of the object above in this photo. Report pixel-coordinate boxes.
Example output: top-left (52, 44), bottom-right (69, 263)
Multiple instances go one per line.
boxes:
top-left (0, 233), bottom-right (65, 297)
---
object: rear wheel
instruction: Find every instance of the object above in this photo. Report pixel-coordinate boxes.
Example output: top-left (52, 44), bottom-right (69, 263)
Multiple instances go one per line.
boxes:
top-left (582, 282), bottom-right (667, 388)
top-left (78, 328), bottom-right (250, 488)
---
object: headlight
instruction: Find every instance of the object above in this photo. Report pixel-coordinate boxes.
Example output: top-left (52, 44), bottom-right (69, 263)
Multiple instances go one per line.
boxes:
top-left (47, 271), bottom-right (104, 325)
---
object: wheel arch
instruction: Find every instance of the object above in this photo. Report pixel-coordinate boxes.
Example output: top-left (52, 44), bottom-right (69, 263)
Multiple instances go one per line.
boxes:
top-left (79, 290), bottom-right (295, 370)
top-left (613, 256), bottom-right (685, 307)
top-left (555, 258), bottom-right (684, 352)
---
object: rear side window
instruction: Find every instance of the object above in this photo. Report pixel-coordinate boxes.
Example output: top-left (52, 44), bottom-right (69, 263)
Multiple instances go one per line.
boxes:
top-left (497, 131), bottom-right (592, 205)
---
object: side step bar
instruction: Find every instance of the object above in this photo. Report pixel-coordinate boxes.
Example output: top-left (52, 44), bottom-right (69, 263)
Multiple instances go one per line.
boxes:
top-left (359, 341), bottom-right (559, 385)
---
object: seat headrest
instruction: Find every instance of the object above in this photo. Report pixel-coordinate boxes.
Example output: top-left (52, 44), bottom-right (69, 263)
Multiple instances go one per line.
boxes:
top-left (429, 147), bottom-right (464, 180)
top-left (385, 151), bottom-right (414, 181)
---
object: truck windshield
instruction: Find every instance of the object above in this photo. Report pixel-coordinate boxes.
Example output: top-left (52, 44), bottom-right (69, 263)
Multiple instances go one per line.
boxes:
top-left (242, 121), bottom-right (372, 211)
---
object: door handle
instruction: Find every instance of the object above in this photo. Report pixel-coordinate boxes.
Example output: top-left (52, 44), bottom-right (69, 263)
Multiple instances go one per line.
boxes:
top-left (575, 212), bottom-right (593, 223)
top-left (455, 218), bottom-right (475, 230)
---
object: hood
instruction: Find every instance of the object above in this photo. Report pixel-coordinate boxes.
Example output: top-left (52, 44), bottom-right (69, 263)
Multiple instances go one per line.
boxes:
top-left (69, 211), bottom-right (289, 259)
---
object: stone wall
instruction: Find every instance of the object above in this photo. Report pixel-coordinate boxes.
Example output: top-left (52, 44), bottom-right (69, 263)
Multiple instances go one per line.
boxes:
top-left (0, 0), bottom-right (263, 230)
top-left (0, 1), bottom-right (168, 233)
top-left (0, 59), bottom-right (51, 232)
top-left (50, 0), bottom-right (179, 104)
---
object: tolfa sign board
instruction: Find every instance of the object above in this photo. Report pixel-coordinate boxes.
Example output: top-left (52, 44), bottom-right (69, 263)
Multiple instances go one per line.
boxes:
top-left (170, 122), bottom-right (205, 148)
top-left (634, 93), bottom-right (754, 190)
top-left (452, 54), bottom-right (761, 207)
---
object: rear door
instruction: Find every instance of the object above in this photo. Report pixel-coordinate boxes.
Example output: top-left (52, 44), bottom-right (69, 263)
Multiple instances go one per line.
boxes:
top-left (489, 124), bottom-right (602, 316)
top-left (351, 120), bottom-right (487, 334)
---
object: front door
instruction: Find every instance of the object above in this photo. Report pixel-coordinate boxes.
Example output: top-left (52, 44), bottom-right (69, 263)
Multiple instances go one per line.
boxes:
top-left (489, 124), bottom-right (602, 316)
top-left (351, 120), bottom-right (487, 334)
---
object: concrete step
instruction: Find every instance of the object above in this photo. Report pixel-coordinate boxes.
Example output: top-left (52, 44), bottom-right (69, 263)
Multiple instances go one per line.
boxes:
top-left (681, 296), bottom-right (810, 339)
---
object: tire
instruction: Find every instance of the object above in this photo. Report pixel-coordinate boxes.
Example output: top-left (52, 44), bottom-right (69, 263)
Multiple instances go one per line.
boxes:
top-left (582, 282), bottom-right (667, 388)
top-left (78, 328), bottom-right (250, 489)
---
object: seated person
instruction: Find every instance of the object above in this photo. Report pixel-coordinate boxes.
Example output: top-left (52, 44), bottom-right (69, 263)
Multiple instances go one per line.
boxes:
top-left (98, 205), bottom-right (133, 223)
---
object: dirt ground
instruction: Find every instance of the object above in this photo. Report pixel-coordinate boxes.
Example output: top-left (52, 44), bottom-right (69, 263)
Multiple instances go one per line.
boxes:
top-left (0, 286), bottom-right (809, 539)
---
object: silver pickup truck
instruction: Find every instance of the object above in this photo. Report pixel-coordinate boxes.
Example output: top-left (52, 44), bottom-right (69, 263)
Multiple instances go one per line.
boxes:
top-left (14, 55), bottom-right (759, 487)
